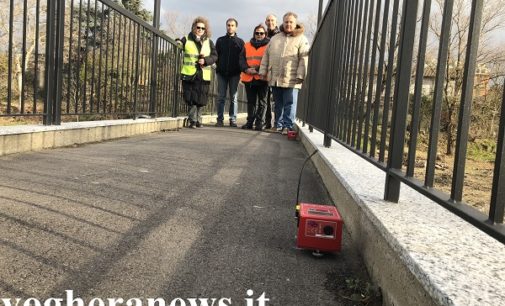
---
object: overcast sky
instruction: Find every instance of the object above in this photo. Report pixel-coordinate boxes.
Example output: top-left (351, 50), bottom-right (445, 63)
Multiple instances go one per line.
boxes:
top-left (142, 0), bottom-right (329, 39)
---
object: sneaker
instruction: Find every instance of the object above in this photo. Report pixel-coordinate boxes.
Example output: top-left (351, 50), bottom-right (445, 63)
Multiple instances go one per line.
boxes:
top-left (254, 125), bottom-right (263, 131)
top-left (241, 124), bottom-right (253, 130)
top-left (229, 121), bottom-right (238, 127)
top-left (196, 122), bottom-right (202, 128)
top-left (281, 128), bottom-right (288, 135)
top-left (215, 121), bottom-right (224, 127)
top-left (188, 122), bottom-right (196, 129)
top-left (265, 127), bottom-right (279, 133)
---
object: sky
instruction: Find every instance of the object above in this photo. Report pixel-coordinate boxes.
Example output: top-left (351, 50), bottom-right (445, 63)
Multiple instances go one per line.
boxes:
top-left (142, 0), bottom-right (329, 40)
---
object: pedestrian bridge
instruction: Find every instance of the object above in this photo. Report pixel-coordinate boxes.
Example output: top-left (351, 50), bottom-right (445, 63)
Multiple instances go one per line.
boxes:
top-left (1, 0), bottom-right (505, 305)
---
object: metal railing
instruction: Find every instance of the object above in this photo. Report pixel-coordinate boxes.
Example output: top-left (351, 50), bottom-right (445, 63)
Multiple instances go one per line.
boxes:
top-left (1, 0), bottom-right (246, 124)
top-left (299, 0), bottom-right (505, 243)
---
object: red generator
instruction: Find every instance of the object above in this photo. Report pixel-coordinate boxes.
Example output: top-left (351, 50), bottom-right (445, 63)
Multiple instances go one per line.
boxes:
top-left (296, 203), bottom-right (343, 253)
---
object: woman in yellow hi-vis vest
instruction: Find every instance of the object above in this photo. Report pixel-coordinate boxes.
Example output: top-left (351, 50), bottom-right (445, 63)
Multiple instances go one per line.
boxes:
top-left (176, 17), bottom-right (218, 128)
top-left (238, 24), bottom-right (270, 130)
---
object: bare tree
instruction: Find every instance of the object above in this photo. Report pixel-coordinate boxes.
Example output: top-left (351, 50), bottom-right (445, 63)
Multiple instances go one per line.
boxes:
top-left (162, 10), bottom-right (193, 39)
top-left (429, 0), bottom-right (505, 154)
top-left (0, 0), bottom-right (47, 110)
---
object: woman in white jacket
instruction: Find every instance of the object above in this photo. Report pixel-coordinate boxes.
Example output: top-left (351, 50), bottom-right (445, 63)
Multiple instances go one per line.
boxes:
top-left (259, 12), bottom-right (309, 134)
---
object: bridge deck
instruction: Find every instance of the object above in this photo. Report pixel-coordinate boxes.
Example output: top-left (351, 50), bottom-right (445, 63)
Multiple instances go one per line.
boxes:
top-left (0, 126), bottom-right (373, 305)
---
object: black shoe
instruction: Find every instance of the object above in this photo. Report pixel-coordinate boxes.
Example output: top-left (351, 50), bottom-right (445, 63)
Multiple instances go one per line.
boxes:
top-left (241, 124), bottom-right (253, 130)
top-left (215, 121), bottom-right (224, 127)
top-left (188, 122), bottom-right (196, 129)
top-left (230, 121), bottom-right (238, 127)
top-left (196, 122), bottom-right (202, 128)
top-left (254, 126), bottom-right (263, 131)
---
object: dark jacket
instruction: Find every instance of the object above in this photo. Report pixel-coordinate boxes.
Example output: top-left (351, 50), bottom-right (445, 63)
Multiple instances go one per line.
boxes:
top-left (215, 34), bottom-right (245, 77)
top-left (267, 26), bottom-right (280, 38)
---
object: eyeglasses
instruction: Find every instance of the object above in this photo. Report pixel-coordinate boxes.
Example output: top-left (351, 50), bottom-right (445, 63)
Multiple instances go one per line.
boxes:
top-left (196, 26), bottom-right (205, 30)
top-left (255, 32), bottom-right (265, 35)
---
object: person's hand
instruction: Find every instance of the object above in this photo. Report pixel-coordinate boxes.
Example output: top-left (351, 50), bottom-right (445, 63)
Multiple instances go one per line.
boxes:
top-left (295, 78), bottom-right (304, 84)
top-left (246, 68), bottom-right (257, 75)
top-left (197, 58), bottom-right (205, 66)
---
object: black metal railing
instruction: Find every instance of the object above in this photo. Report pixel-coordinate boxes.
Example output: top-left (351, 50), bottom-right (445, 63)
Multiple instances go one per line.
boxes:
top-left (299, 0), bottom-right (505, 243)
top-left (1, 0), bottom-right (246, 124)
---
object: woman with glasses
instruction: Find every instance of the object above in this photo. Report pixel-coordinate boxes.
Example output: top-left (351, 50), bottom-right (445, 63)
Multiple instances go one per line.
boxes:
top-left (239, 24), bottom-right (270, 130)
top-left (177, 17), bottom-right (218, 128)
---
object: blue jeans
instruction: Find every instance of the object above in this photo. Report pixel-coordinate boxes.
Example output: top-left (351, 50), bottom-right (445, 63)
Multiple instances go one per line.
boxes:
top-left (216, 73), bottom-right (240, 122)
top-left (272, 87), bottom-right (299, 129)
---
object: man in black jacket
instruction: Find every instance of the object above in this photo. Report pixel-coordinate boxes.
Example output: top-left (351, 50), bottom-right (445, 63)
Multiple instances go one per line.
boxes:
top-left (264, 14), bottom-right (280, 130)
top-left (215, 18), bottom-right (245, 127)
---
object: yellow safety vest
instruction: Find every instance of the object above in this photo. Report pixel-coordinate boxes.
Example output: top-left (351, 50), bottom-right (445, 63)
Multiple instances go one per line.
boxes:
top-left (240, 42), bottom-right (268, 83)
top-left (181, 36), bottom-right (212, 81)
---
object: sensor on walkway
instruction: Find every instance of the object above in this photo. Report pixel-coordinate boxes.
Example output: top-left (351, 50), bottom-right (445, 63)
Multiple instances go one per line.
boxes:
top-left (296, 203), bottom-right (343, 253)
top-left (287, 130), bottom-right (298, 140)
top-left (294, 149), bottom-right (343, 255)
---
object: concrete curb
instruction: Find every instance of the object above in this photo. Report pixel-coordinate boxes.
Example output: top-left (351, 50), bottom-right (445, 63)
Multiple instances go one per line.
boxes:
top-left (0, 114), bottom-right (247, 156)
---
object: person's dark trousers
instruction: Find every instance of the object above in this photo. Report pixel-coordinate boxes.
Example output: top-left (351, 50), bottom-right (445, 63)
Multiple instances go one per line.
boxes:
top-left (264, 87), bottom-right (273, 128)
top-left (245, 83), bottom-right (268, 128)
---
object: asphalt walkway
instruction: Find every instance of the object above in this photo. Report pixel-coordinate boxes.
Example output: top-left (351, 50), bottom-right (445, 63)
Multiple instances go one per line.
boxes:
top-left (0, 126), bottom-right (374, 305)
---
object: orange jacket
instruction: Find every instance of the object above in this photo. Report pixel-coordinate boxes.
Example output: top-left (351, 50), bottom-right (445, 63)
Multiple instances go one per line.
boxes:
top-left (240, 42), bottom-right (268, 83)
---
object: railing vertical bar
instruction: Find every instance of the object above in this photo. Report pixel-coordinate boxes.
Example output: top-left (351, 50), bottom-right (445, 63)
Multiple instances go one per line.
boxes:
top-left (371, 0), bottom-right (390, 159)
top-left (89, 0), bottom-right (99, 113)
top-left (43, 0), bottom-right (56, 125)
top-left (337, 1), bottom-right (354, 139)
top-left (346, 0), bottom-right (363, 145)
top-left (96, 3), bottom-right (104, 114)
top-left (102, 4), bottom-right (110, 114)
top-left (363, 0), bottom-right (381, 154)
top-left (379, 0), bottom-right (400, 162)
top-left (351, 0), bottom-right (369, 148)
top-left (384, 0), bottom-right (419, 202)
top-left (451, 0), bottom-right (484, 202)
top-left (21, 0), bottom-right (28, 113)
top-left (330, 0), bottom-right (348, 142)
top-left (53, 0), bottom-right (66, 125)
top-left (119, 15), bottom-right (127, 114)
top-left (425, 0), bottom-right (455, 188)
top-left (344, 0), bottom-right (360, 143)
top-left (67, 0), bottom-right (75, 114)
top-left (489, 79), bottom-right (505, 224)
top-left (7, 0), bottom-right (14, 114)
top-left (82, 0), bottom-right (91, 113)
top-left (133, 25), bottom-right (141, 117)
top-left (109, 10), bottom-right (115, 114)
top-left (406, 0), bottom-right (432, 177)
top-left (125, 19), bottom-right (133, 113)
top-left (75, 0), bottom-right (83, 114)
top-left (34, 0), bottom-right (41, 112)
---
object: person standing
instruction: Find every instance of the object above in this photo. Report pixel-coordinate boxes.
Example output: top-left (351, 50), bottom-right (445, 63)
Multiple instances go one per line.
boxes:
top-left (215, 18), bottom-right (245, 127)
top-left (177, 17), bottom-right (218, 128)
top-left (264, 14), bottom-right (280, 130)
top-left (259, 12), bottom-right (309, 135)
top-left (239, 25), bottom-right (270, 130)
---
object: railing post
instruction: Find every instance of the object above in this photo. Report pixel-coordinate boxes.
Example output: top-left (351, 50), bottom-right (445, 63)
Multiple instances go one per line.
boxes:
top-left (43, 0), bottom-right (56, 125)
top-left (384, 0), bottom-right (419, 202)
top-left (149, 0), bottom-right (161, 117)
top-left (53, 0), bottom-right (65, 125)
